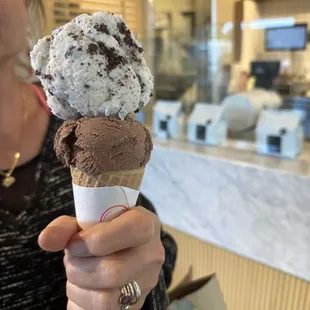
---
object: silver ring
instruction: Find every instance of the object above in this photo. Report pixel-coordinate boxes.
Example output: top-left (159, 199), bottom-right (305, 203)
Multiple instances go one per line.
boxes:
top-left (131, 281), bottom-right (142, 303)
top-left (119, 281), bottom-right (142, 309)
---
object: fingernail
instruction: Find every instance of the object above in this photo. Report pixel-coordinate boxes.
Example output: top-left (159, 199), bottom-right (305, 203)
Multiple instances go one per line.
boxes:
top-left (47, 220), bottom-right (71, 229)
top-left (38, 226), bottom-right (57, 241)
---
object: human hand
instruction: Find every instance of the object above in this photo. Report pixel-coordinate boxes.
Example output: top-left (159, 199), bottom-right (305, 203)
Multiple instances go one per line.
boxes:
top-left (39, 207), bottom-right (165, 310)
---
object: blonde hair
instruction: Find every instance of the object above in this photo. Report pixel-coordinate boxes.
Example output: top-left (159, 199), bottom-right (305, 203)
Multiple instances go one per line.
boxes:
top-left (16, 0), bottom-right (44, 83)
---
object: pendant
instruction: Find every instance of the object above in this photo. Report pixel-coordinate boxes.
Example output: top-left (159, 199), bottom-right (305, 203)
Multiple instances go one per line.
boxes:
top-left (2, 175), bottom-right (16, 188)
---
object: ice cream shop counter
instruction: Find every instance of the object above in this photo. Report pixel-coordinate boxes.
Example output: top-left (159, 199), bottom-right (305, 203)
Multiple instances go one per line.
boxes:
top-left (141, 138), bottom-right (310, 282)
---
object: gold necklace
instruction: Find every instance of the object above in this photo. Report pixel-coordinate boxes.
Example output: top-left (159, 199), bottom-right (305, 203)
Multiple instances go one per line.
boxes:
top-left (0, 86), bottom-right (28, 188)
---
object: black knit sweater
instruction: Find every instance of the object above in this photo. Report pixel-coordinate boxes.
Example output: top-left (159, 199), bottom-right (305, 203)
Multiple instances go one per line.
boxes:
top-left (0, 116), bottom-right (177, 310)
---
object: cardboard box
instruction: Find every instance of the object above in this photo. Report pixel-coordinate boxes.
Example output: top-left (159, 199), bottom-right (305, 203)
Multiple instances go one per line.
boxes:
top-left (169, 274), bottom-right (227, 310)
top-left (187, 103), bottom-right (227, 146)
top-left (256, 110), bottom-right (304, 159)
top-left (153, 100), bottom-right (184, 139)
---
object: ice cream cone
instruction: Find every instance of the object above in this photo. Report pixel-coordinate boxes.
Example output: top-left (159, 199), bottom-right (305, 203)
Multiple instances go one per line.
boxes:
top-left (70, 166), bottom-right (145, 190)
top-left (31, 11), bottom-right (154, 231)
top-left (70, 167), bottom-right (146, 229)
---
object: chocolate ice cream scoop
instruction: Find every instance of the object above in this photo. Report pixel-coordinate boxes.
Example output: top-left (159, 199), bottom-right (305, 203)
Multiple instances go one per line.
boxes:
top-left (54, 117), bottom-right (153, 177)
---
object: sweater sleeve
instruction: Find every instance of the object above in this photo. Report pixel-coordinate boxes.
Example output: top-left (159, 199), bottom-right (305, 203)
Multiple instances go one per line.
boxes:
top-left (136, 194), bottom-right (178, 309)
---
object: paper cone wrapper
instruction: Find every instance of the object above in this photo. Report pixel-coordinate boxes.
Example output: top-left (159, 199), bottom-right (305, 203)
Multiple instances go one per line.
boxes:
top-left (71, 167), bottom-right (145, 230)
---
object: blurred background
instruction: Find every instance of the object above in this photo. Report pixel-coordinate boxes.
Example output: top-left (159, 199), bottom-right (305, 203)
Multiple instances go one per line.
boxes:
top-left (41, 2), bottom-right (310, 310)
top-left (43, 0), bottom-right (310, 136)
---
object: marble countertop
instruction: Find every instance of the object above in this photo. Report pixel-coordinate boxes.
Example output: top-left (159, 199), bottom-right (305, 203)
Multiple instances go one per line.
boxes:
top-left (154, 138), bottom-right (310, 177)
top-left (142, 138), bottom-right (310, 282)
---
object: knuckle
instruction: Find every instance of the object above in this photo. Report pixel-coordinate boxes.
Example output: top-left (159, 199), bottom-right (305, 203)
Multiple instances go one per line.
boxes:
top-left (154, 242), bottom-right (166, 266)
top-left (152, 212), bottom-right (161, 230)
top-left (65, 281), bottom-right (70, 297)
top-left (130, 209), bottom-right (154, 242)
top-left (65, 262), bottom-right (78, 285)
top-left (143, 244), bottom-right (165, 292)
top-left (63, 254), bottom-right (68, 267)
top-left (86, 233), bottom-right (101, 255)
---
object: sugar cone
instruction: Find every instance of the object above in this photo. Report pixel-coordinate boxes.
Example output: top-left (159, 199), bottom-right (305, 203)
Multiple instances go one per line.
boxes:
top-left (70, 166), bottom-right (145, 190)
top-left (71, 166), bottom-right (145, 229)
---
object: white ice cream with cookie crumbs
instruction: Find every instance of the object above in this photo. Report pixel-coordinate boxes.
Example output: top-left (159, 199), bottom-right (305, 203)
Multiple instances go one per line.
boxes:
top-left (30, 12), bottom-right (154, 120)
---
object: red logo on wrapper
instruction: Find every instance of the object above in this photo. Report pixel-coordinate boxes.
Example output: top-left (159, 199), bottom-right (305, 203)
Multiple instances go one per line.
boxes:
top-left (100, 205), bottom-right (129, 222)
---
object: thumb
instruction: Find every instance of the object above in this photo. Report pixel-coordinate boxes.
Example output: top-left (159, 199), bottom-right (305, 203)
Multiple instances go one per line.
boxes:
top-left (38, 216), bottom-right (79, 252)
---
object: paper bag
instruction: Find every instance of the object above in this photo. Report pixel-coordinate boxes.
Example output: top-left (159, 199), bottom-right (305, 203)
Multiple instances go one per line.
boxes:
top-left (169, 274), bottom-right (226, 310)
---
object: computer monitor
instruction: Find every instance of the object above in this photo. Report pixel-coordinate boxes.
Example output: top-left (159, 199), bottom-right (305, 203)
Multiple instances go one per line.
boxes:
top-left (251, 61), bottom-right (281, 90)
top-left (265, 24), bottom-right (308, 51)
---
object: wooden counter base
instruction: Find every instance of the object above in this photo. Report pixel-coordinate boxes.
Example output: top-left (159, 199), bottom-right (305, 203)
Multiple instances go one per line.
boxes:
top-left (165, 226), bottom-right (310, 310)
